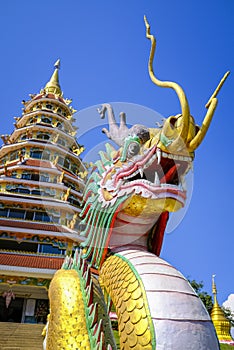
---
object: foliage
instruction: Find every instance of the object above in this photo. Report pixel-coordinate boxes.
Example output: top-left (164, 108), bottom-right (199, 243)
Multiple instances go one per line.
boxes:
top-left (113, 330), bottom-right (120, 350)
top-left (220, 344), bottom-right (234, 349)
top-left (188, 279), bottom-right (213, 314)
top-left (222, 307), bottom-right (234, 328)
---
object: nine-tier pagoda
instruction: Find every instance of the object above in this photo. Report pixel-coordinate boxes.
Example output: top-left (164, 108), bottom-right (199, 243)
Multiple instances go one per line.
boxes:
top-left (0, 60), bottom-right (86, 324)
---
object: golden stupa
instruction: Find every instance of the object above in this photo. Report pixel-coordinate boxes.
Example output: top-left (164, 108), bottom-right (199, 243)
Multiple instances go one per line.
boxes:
top-left (44, 59), bottom-right (62, 96)
top-left (211, 275), bottom-right (234, 345)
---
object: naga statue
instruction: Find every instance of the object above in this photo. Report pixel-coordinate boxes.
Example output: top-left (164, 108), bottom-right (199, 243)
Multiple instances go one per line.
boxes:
top-left (43, 17), bottom-right (229, 350)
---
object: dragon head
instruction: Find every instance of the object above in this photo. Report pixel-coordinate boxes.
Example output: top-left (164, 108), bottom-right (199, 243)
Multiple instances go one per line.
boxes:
top-left (79, 19), bottom-right (229, 268)
top-left (97, 112), bottom-right (193, 218)
top-left (95, 17), bottom-right (229, 221)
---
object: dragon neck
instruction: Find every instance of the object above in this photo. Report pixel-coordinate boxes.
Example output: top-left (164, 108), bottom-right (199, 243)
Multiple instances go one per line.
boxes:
top-left (80, 183), bottom-right (130, 268)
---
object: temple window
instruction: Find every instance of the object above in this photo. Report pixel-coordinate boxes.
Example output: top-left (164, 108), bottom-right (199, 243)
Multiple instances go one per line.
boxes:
top-left (19, 188), bottom-right (30, 194)
top-left (0, 208), bottom-right (9, 217)
top-left (18, 187), bottom-right (30, 194)
top-left (8, 208), bottom-right (26, 219)
top-left (64, 157), bottom-right (71, 169)
top-left (25, 211), bottom-right (34, 220)
top-left (0, 239), bottom-right (38, 253)
top-left (71, 163), bottom-right (78, 174)
top-left (20, 134), bottom-right (27, 140)
top-left (6, 184), bottom-right (30, 194)
top-left (63, 180), bottom-right (77, 191)
top-left (30, 148), bottom-right (50, 160)
top-left (11, 171), bottom-right (17, 178)
top-left (34, 211), bottom-right (51, 222)
top-left (9, 150), bottom-right (19, 161)
top-left (30, 149), bottom-right (43, 159)
top-left (40, 173), bottom-right (50, 182)
top-left (31, 189), bottom-right (42, 196)
top-left (57, 156), bottom-right (64, 166)
top-left (37, 132), bottom-right (50, 140)
top-left (32, 173), bottom-right (40, 181)
top-left (0, 207), bottom-right (62, 223)
top-left (38, 244), bottom-right (64, 255)
top-left (41, 116), bottom-right (52, 124)
top-left (68, 195), bottom-right (80, 207)
top-left (21, 172), bottom-right (31, 180)
top-left (45, 103), bottom-right (53, 110)
top-left (57, 138), bottom-right (66, 147)
top-left (21, 172), bottom-right (50, 182)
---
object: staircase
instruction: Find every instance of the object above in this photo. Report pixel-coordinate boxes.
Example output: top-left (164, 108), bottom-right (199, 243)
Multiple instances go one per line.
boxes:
top-left (0, 322), bottom-right (44, 350)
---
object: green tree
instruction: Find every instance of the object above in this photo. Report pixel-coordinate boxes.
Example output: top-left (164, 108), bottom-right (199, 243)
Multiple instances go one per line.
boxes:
top-left (222, 307), bottom-right (234, 328)
top-left (220, 344), bottom-right (234, 350)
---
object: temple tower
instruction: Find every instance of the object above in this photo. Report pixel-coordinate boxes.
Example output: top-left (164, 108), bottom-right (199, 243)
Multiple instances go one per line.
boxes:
top-left (0, 61), bottom-right (86, 324)
top-left (211, 275), bottom-right (234, 345)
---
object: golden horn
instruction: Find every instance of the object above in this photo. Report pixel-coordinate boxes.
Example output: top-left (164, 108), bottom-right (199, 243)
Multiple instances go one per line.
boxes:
top-left (206, 71), bottom-right (230, 108)
top-left (144, 15), bottom-right (190, 143)
top-left (189, 71), bottom-right (230, 151)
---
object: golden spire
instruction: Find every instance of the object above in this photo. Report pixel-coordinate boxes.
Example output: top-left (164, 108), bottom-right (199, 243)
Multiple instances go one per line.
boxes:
top-left (212, 274), bottom-right (218, 305)
top-left (211, 275), bottom-right (233, 343)
top-left (44, 59), bottom-right (62, 96)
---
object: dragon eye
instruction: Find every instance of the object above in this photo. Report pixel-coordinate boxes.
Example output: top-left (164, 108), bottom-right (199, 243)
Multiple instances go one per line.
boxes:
top-left (127, 142), bottom-right (140, 157)
top-left (120, 135), bottom-right (141, 162)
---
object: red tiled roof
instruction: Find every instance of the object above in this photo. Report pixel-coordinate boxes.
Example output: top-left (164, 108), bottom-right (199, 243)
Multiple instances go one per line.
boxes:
top-left (25, 159), bottom-right (54, 168)
top-left (0, 159), bottom-right (54, 170)
top-left (32, 93), bottom-right (66, 104)
top-left (0, 252), bottom-right (63, 270)
top-left (0, 160), bottom-right (19, 170)
top-left (0, 219), bottom-right (71, 233)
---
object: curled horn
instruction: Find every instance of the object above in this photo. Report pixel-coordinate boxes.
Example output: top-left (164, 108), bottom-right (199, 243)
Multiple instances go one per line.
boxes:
top-left (188, 71), bottom-right (230, 151)
top-left (144, 16), bottom-right (190, 144)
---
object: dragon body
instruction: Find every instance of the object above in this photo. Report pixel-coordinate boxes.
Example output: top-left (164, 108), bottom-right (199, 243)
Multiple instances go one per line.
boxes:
top-left (43, 18), bottom-right (229, 350)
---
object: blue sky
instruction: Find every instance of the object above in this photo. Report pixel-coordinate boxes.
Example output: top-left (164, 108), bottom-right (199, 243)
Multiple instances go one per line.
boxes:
top-left (0, 1), bottom-right (233, 304)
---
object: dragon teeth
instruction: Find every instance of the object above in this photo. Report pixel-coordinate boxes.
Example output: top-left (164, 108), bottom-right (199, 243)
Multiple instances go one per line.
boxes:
top-left (154, 171), bottom-right (160, 185)
top-left (161, 151), bottom-right (192, 162)
top-left (139, 168), bottom-right (144, 178)
top-left (156, 148), bottom-right (162, 164)
top-left (124, 166), bottom-right (151, 180)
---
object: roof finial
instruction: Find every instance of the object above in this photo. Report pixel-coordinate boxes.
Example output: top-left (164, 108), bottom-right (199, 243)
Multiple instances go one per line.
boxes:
top-left (54, 59), bottom-right (60, 69)
top-left (212, 274), bottom-right (218, 304)
top-left (44, 59), bottom-right (62, 96)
